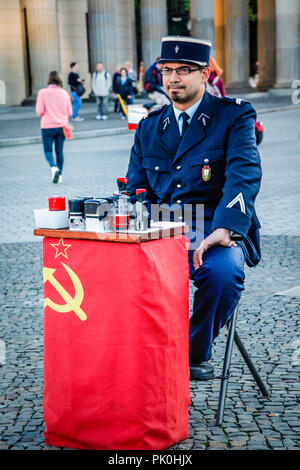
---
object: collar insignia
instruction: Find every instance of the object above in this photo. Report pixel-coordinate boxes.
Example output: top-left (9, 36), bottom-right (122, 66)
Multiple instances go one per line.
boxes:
top-left (161, 116), bottom-right (170, 131)
top-left (198, 113), bottom-right (210, 128)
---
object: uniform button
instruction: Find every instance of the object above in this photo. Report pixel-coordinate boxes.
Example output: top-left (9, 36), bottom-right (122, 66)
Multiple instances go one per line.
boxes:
top-left (176, 165), bottom-right (181, 170)
top-left (177, 184), bottom-right (181, 188)
top-left (177, 200), bottom-right (182, 204)
top-left (155, 166), bottom-right (160, 171)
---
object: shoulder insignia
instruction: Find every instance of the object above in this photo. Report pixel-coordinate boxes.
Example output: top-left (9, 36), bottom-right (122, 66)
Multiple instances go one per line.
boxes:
top-left (222, 96), bottom-right (250, 105)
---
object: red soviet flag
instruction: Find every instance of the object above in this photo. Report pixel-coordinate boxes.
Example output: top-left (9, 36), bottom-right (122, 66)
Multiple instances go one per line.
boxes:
top-left (43, 235), bottom-right (190, 450)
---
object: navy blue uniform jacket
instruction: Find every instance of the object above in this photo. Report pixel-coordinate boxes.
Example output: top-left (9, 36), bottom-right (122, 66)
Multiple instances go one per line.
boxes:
top-left (126, 91), bottom-right (262, 267)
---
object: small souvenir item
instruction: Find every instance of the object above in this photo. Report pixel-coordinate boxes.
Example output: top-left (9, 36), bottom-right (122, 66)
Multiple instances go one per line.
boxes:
top-left (202, 158), bottom-right (211, 182)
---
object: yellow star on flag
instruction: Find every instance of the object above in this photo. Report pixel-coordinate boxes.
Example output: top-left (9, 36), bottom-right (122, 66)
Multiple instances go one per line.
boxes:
top-left (50, 239), bottom-right (72, 259)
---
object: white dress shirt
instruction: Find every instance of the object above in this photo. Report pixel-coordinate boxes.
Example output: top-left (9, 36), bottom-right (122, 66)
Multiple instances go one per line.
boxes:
top-left (172, 97), bottom-right (203, 136)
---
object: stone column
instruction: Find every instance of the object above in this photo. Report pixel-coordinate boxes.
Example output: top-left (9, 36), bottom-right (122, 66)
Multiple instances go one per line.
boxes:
top-left (257, 0), bottom-right (276, 90)
top-left (274, 0), bottom-right (300, 88)
top-left (140, 0), bottom-right (167, 69)
top-left (21, 0), bottom-right (60, 95)
top-left (224, 0), bottom-right (249, 90)
top-left (88, 0), bottom-right (135, 75)
top-left (0, 0), bottom-right (26, 104)
top-left (57, 0), bottom-right (90, 94)
top-left (214, 0), bottom-right (226, 82)
top-left (190, 0), bottom-right (215, 59)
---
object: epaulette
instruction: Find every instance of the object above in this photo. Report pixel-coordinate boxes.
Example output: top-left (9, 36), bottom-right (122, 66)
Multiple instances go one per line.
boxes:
top-left (143, 104), bottom-right (168, 119)
top-left (222, 96), bottom-right (250, 105)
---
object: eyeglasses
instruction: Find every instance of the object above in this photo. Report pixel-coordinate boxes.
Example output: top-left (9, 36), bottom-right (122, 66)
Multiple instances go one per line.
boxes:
top-left (160, 66), bottom-right (203, 76)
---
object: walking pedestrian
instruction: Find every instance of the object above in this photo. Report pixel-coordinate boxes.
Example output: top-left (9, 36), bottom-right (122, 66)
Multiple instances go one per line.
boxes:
top-left (92, 62), bottom-right (112, 120)
top-left (125, 60), bottom-right (138, 95)
top-left (115, 67), bottom-right (134, 120)
top-left (68, 62), bottom-right (85, 122)
top-left (112, 64), bottom-right (122, 112)
top-left (36, 71), bottom-right (72, 184)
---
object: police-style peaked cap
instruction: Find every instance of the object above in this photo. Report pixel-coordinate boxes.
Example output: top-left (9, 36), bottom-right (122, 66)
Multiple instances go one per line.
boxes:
top-left (157, 36), bottom-right (211, 67)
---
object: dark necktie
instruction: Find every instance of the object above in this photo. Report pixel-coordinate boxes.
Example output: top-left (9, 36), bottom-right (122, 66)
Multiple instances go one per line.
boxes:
top-left (179, 112), bottom-right (189, 138)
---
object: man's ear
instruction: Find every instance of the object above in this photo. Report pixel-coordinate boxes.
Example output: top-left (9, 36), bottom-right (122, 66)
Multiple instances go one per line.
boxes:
top-left (201, 67), bottom-right (211, 83)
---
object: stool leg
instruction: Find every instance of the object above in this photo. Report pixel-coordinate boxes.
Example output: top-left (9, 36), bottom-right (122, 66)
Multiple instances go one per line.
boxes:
top-left (215, 306), bottom-right (239, 426)
top-left (234, 332), bottom-right (269, 397)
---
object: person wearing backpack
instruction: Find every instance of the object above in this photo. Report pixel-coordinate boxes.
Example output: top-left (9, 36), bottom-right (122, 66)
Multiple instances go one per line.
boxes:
top-left (92, 62), bottom-right (112, 120)
top-left (144, 59), bottom-right (170, 106)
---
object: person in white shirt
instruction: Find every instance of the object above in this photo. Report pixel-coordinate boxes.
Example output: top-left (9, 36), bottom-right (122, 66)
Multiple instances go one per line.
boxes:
top-left (125, 60), bottom-right (137, 94)
top-left (92, 62), bottom-right (112, 120)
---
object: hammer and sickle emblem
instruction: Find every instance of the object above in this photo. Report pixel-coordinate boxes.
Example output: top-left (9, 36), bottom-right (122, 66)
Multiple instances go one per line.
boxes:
top-left (43, 263), bottom-right (87, 321)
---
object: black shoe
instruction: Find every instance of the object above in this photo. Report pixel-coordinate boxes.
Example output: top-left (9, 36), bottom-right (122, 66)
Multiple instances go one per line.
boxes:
top-left (189, 361), bottom-right (214, 381)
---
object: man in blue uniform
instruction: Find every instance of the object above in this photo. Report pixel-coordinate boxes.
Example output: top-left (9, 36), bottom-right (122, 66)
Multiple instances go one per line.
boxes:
top-left (126, 36), bottom-right (262, 380)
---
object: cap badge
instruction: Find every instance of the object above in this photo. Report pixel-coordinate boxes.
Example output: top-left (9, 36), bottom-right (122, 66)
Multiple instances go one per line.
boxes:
top-left (175, 45), bottom-right (179, 53)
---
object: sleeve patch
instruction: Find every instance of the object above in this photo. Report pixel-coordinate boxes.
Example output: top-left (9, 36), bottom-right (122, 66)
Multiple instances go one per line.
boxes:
top-left (226, 192), bottom-right (246, 214)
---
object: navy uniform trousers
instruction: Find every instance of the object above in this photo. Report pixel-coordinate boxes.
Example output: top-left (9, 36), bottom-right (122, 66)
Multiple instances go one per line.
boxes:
top-left (188, 244), bottom-right (245, 363)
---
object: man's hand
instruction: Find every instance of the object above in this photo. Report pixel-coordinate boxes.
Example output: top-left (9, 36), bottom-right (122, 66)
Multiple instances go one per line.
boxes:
top-left (193, 228), bottom-right (237, 269)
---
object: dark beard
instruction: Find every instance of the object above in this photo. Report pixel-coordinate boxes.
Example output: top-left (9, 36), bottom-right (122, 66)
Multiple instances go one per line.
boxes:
top-left (167, 87), bottom-right (199, 104)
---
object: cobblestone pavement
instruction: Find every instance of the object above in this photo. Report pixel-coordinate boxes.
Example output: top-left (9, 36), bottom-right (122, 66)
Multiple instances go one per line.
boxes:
top-left (0, 107), bottom-right (300, 450)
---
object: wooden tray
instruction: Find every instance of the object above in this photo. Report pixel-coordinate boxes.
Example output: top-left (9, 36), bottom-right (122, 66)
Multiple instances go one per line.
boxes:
top-left (34, 223), bottom-right (188, 244)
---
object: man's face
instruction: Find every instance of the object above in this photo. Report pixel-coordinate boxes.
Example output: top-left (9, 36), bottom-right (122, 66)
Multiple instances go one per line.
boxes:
top-left (162, 62), bottom-right (210, 105)
top-left (73, 63), bottom-right (79, 72)
top-left (97, 63), bottom-right (104, 72)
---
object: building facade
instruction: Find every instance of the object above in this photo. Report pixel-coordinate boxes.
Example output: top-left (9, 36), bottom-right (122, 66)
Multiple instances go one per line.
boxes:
top-left (0, 0), bottom-right (300, 104)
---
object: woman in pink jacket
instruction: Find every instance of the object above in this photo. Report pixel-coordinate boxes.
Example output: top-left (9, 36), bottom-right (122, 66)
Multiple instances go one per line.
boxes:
top-left (36, 71), bottom-right (72, 183)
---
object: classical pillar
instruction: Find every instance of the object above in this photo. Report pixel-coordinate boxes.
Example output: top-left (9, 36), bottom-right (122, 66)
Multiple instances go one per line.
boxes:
top-left (21, 0), bottom-right (60, 95)
top-left (140, 0), bottom-right (167, 69)
top-left (57, 0), bottom-right (90, 94)
top-left (88, 0), bottom-right (136, 75)
top-left (190, 0), bottom-right (215, 59)
top-left (274, 0), bottom-right (300, 88)
top-left (214, 0), bottom-right (226, 82)
top-left (224, 0), bottom-right (249, 90)
top-left (0, 0), bottom-right (26, 104)
top-left (257, 0), bottom-right (276, 90)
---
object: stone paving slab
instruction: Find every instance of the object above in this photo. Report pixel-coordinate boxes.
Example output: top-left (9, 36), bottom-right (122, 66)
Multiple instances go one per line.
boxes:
top-left (0, 236), bottom-right (299, 450)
